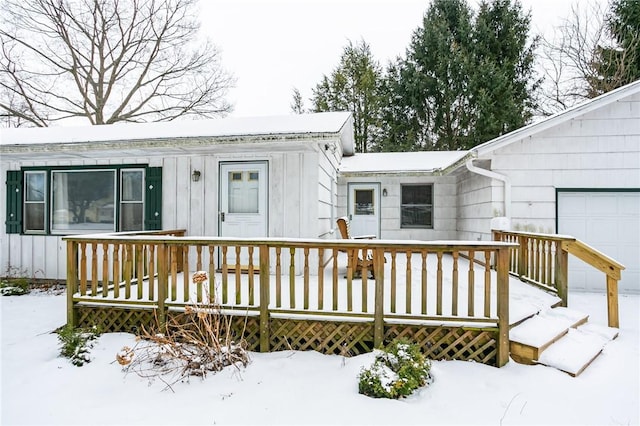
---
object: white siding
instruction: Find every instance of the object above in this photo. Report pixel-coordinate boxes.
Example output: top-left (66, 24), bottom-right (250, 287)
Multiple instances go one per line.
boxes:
top-left (337, 174), bottom-right (458, 240)
top-left (455, 169), bottom-right (499, 241)
top-left (0, 140), bottom-right (339, 280)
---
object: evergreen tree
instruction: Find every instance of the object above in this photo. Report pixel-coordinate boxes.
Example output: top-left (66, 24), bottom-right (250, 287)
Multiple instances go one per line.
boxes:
top-left (469, 0), bottom-right (539, 147)
top-left (595, 0), bottom-right (640, 90)
top-left (380, 0), bottom-right (538, 151)
top-left (290, 88), bottom-right (306, 114)
top-left (311, 40), bottom-right (383, 153)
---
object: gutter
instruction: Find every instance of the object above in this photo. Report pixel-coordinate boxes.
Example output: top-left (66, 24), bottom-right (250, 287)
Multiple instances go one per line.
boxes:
top-left (465, 158), bottom-right (511, 220)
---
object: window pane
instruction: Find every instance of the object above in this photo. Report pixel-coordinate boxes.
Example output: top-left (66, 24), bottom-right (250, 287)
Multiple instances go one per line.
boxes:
top-left (121, 170), bottom-right (143, 202)
top-left (402, 185), bottom-right (432, 205)
top-left (354, 189), bottom-right (374, 215)
top-left (25, 203), bottom-right (45, 231)
top-left (401, 205), bottom-right (433, 228)
top-left (52, 170), bottom-right (115, 232)
top-left (229, 171), bottom-right (259, 213)
top-left (120, 203), bottom-right (143, 231)
top-left (25, 172), bottom-right (45, 201)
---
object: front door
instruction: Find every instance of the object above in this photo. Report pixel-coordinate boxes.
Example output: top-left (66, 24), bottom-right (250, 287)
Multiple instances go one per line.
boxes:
top-left (220, 162), bottom-right (268, 266)
top-left (347, 183), bottom-right (380, 238)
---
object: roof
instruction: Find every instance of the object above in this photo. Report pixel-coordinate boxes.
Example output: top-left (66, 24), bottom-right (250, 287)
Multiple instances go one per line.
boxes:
top-left (0, 111), bottom-right (355, 156)
top-left (472, 79), bottom-right (640, 157)
top-left (339, 151), bottom-right (469, 175)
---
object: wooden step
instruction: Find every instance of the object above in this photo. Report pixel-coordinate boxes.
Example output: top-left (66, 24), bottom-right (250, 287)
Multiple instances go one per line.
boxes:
top-left (536, 325), bottom-right (616, 377)
top-left (509, 307), bottom-right (588, 364)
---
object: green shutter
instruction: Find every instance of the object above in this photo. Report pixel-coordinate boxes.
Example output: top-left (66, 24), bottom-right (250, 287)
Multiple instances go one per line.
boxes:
top-left (5, 170), bottom-right (22, 234)
top-left (144, 167), bottom-right (162, 230)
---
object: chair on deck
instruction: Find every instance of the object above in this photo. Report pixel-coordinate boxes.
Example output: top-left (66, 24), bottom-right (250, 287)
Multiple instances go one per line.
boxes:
top-left (336, 216), bottom-right (377, 278)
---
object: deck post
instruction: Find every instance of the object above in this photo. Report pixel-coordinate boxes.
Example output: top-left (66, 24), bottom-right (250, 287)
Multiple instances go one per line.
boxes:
top-left (555, 244), bottom-right (569, 307)
top-left (157, 243), bottom-right (168, 327)
top-left (66, 240), bottom-right (78, 327)
top-left (496, 246), bottom-right (510, 367)
top-left (606, 275), bottom-right (619, 328)
top-left (517, 235), bottom-right (527, 278)
top-left (259, 245), bottom-right (270, 352)
top-left (373, 248), bottom-right (385, 349)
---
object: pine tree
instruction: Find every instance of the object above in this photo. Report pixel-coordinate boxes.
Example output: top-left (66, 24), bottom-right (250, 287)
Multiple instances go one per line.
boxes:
top-left (311, 40), bottom-right (383, 153)
top-left (290, 88), bottom-right (306, 114)
top-left (380, 0), bottom-right (538, 151)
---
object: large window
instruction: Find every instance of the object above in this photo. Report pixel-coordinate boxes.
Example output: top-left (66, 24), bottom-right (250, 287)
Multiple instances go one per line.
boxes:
top-left (20, 166), bottom-right (147, 234)
top-left (401, 184), bottom-right (433, 229)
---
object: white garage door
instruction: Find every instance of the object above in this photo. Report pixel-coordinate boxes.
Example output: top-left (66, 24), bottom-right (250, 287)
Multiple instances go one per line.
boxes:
top-left (558, 191), bottom-right (639, 293)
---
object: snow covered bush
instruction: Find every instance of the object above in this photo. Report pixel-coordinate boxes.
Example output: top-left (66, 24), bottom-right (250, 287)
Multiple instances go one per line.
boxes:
top-left (0, 278), bottom-right (30, 296)
top-left (57, 324), bottom-right (101, 366)
top-left (358, 339), bottom-right (432, 399)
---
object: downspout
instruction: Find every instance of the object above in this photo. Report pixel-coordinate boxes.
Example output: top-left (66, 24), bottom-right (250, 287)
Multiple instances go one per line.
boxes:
top-left (465, 158), bottom-right (511, 221)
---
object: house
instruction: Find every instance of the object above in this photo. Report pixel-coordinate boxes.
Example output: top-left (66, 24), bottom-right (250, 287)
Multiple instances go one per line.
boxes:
top-left (1, 112), bottom-right (354, 280)
top-left (2, 80), bottom-right (639, 293)
top-left (338, 79), bottom-right (639, 293)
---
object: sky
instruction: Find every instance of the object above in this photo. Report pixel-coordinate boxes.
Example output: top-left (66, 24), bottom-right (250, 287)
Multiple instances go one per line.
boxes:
top-left (199, 0), bottom-right (596, 118)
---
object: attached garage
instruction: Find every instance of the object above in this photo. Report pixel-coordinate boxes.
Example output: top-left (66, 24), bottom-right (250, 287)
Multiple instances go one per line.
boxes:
top-left (557, 190), bottom-right (640, 293)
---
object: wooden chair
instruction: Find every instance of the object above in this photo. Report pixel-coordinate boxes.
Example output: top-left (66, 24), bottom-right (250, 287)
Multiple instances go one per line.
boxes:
top-left (336, 216), bottom-right (376, 278)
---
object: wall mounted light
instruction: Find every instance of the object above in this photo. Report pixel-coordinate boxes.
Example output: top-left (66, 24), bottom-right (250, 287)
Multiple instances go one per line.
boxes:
top-left (191, 170), bottom-right (201, 182)
top-left (382, 188), bottom-right (388, 197)
top-left (324, 143), bottom-right (337, 153)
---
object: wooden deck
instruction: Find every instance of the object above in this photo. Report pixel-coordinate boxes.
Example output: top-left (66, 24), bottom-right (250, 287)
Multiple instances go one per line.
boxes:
top-left (65, 230), bottom-right (549, 367)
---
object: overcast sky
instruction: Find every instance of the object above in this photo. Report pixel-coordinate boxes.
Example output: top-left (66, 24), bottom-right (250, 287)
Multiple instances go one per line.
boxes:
top-left (200, 0), bottom-right (601, 118)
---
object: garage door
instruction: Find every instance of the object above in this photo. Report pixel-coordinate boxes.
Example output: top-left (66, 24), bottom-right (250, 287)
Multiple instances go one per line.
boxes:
top-left (557, 190), bottom-right (639, 294)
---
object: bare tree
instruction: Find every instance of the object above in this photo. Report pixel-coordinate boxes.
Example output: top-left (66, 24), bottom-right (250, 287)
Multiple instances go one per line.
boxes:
top-left (537, 0), bottom-right (639, 116)
top-left (0, 0), bottom-right (235, 127)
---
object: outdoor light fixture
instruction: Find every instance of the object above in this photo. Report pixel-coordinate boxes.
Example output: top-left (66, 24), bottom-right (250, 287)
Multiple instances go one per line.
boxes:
top-left (382, 188), bottom-right (388, 197)
top-left (324, 143), bottom-right (337, 153)
top-left (191, 170), bottom-right (201, 182)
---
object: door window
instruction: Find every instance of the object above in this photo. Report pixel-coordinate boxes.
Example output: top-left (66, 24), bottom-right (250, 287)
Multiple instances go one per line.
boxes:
top-left (228, 171), bottom-right (259, 214)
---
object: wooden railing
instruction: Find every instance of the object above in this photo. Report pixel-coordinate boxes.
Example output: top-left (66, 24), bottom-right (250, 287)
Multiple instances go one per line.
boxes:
top-left (65, 231), bottom-right (516, 366)
top-left (493, 230), bottom-right (625, 327)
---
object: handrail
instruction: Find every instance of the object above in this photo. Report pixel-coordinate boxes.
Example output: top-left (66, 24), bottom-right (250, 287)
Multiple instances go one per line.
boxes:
top-left (493, 229), bottom-right (624, 328)
top-left (65, 231), bottom-right (516, 366)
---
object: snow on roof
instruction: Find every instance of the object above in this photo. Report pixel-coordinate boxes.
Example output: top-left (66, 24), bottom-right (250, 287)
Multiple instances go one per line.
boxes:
top-left (339, 151), bottom-right (469, 174)
top-left (472, 79), bottom-right (640, 157)
top-left (0, 111), bottom-right (353, 145)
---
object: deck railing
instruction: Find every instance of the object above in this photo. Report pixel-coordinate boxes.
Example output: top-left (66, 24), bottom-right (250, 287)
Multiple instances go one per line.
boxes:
top-left (65, 231), bottom-right (516, 366)
top-left (492, 229), bottom-right (624, 327)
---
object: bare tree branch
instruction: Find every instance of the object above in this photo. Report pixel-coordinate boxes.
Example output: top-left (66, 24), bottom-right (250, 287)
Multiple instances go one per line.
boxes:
top-left (0, 0), bottom-right (235, 127)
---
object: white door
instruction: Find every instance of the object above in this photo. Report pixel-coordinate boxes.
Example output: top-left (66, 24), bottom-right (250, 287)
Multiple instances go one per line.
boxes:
top-left (558, 190), bottom-right (639, 293)
top-left (220, 162), bottom-right (268, 266)
top-left (347, 183), bottom-right (380, 238)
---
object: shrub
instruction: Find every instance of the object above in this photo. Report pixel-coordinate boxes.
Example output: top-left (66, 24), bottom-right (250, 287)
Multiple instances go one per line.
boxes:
top-left (0, 278), bottom-right (30, 296)
top-left (57, 324), bottom-right (101, 366)
top-left (358, 339), bottom-right (432, 399)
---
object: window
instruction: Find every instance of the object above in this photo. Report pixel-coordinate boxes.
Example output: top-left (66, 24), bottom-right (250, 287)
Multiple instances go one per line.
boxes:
top-left (6, 166), bottom-right (161, 235)
top-left (52, 170), bottom-right (115, 232)
top-left (120, 169), bottom-right (144, 231)
top-left (401, 184), bottom-right (433, 228)
top-left (24, 171), bottom-right (46, 233)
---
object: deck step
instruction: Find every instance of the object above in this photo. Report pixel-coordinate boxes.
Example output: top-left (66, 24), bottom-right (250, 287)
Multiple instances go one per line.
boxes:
top-left (509, 307), bottom-right (588, 364)
top-left (537, 326), bottom-right (615, 376)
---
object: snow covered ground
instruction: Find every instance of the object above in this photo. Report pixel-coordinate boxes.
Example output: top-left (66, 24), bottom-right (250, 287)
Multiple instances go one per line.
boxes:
top-left (1, 290), bottom-right (638, 425)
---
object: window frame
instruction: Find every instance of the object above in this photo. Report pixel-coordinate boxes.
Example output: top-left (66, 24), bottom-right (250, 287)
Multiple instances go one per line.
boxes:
top-left (20, 165), bottom-right (147, 235)
top-left (400, 184), bottom-right (434, 229)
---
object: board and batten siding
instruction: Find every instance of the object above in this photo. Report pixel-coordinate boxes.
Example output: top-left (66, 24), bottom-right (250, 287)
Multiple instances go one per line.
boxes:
top-left (487, 91), bottom-right (640, 233)
top-left (337, 175), bottom-right (458, 240)
top-left (1, 147), bottom-right (330, 280)
top-left (317, 143), bottom-right (341, 239)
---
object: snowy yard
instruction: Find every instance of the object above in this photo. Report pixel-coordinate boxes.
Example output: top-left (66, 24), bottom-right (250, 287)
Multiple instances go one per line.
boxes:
top-left (1, 290), bottom-right (638, 425)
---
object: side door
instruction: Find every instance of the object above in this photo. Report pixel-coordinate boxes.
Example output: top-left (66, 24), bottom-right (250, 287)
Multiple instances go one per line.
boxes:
top-left (347, 183), bottom-right (380, 238)
top-left (219, 161), bottom-right (268, 266)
